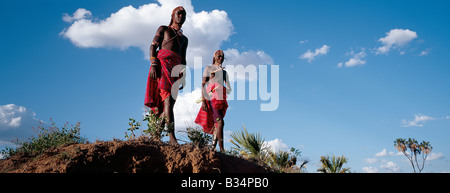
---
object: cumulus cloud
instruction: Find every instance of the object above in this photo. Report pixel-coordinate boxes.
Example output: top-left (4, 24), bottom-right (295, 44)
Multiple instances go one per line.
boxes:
top-left (62, 8), bottom-right (92, 22)
top-left (362, 166), bottom-right (378, 173)
top-left (338, 49), bottom-right (367, 68)
top-left (223, 48), bottom-right (274, 81)
top-left (300, 45), bottom-right (330, 63)
top-left (375, 29), bottom-right (418, 55)
top-left (173, 88), bottom-right (202, 131)
top-left (224, 48), bottom-right (274, 67)
top-left (60, 0), bottom-right (235, 68)
top-left (0, 104), bottom-right (35, 131)
top-left (426, 152), bottom-right (444, 161)
top-left (0, 104), bottom-right (38, 144)
top-left (375, 148), bottom-right (402, 157)
top-left (401, 114), bottom-right (435, 127)
top-left (380, 161), bottom-right (400, 172)
top-left (264, 138), bottom-right (289, 154)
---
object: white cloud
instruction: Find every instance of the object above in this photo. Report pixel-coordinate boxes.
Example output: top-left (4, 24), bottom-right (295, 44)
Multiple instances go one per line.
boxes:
top-left (426, 152), bottom-right (444, 161)
top-left (224, 48), bottom-right (274, 67)
top-left (338, 49), bottom-right (367, 68)
top-left (264, 138), bottom-right (289, 154)
top-left (300, 45), bottom-right (330, 63)
top-left (375, 29), bottom-right (418, 55)
top-left (375, 148), bottom-right (389, 157)
top-left (0, 104), bottom-right (34, 130)
top-left (401, 114), bottom-right (435, 127)
top-left (173, 88), bottom-right (202, 131)
top-left (63, 8), bottom-right (92, 23)
top-left (362, 166), bottom-right (378, 173)
top-left (60, 0), bottom-right (235, 67)
top-left (0, 104), bottom-right (38, 144)
top-left (375, 148), bottom-right (402, 157)
top-left (380, 161), bottom-right (400, 172)
top-left (446, 116), bottom-right (450, 120)
top-left (223, 48), bottom-right (274, 81)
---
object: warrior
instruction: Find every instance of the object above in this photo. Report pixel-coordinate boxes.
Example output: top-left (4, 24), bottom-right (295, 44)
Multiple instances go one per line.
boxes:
top-left (195, 50), bottom-right (231, 152)
top-left (145, 6), bottom-right (188, 145)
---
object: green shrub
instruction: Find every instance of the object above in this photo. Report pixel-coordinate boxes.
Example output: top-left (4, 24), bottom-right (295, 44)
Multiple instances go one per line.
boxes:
top-left (142, 108), bottom-right (171, 141)
top-left (1, 119), bottom-right (86, 158)
top-left (125, 118), bottom-right (141, 140)
top-left (186, 127), bottom-right (212, 148)
top-left (125, 108), bottom-right (171, 141)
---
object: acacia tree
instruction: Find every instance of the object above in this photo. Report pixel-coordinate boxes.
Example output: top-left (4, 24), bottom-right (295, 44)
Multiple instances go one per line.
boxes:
top-left (394, 138), bottom-right (432, 173)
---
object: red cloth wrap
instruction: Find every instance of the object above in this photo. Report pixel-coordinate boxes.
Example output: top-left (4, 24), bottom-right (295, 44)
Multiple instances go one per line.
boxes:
top-left (144, 49), bottom-right (182, 114)
top-left (195, 82), bottom-right (228, 135)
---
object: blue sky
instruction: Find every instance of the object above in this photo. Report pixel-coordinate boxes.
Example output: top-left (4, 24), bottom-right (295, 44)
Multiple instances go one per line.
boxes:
top-left (1, 0), bottom-right (450, 173)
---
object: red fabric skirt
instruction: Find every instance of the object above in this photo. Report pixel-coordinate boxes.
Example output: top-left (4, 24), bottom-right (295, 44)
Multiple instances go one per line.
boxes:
top-left (144, 49), bottom-right (181, 114)
top-left (195, 83), bottom-right (228, 135)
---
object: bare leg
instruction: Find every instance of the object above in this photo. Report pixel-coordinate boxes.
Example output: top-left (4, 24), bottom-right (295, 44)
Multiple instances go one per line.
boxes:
top-left (211, 125), bottom-right (217, 150)
top-left (163, 95), bottom-right (177, 145)
top-left (216, 119), bottom-right (224, 152)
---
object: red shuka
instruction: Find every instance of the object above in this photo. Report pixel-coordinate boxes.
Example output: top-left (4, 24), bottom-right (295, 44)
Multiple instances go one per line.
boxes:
top-left (144, 49), bottom-right (182, 114)
top-left (195, 82), bottom-right (228, 134)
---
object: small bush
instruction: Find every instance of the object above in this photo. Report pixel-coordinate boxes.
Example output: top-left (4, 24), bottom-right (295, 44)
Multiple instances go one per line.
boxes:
top-left (1, 119), bottom-right (87, 158)
top-left (125, 108), bottom-right (172, 141)
top-left (142, 108), bottom-right (172, 141)
top-left (186, 127), bottom-right (212, 148)
top-left (125, 118), bottom-right (141, 140)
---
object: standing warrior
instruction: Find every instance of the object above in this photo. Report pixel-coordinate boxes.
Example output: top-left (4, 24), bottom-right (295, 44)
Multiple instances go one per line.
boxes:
top-left (195, 50), bottom-right (231, 152)
top-left (145, 6), bottom-right (188, 145)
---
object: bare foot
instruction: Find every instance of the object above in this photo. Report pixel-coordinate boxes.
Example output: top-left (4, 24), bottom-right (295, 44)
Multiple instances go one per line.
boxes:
top-left (169, 136), bottom-right (179, 146)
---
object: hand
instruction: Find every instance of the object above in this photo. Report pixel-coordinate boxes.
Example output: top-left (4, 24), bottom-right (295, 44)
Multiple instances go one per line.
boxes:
top-left (226, 87), bottom-right (232, 95)
top-left (150, 66), bottom-right (158, 80)
top-left (201, 100), bottom-right (208, 111)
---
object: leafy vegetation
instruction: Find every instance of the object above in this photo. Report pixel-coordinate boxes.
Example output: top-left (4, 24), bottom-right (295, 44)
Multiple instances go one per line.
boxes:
top-left (229, 124), bottom-right (308, 172)
top-left (230, 124), bottom-right (267, 165)
top-left (125, 108), bottom-right (171, 141)
top-left (317, 155), bottom-right (351, 173)
top-left (268, 148), bottom-right (308, 173)
top-left (186, 127), bottom-right (212, 148)
top-left (1, 119), bottom-right (86, 158)
top-left (125, 118), bottom-right (141, 140)
top-left (143, 108), bottom-right (171, 141)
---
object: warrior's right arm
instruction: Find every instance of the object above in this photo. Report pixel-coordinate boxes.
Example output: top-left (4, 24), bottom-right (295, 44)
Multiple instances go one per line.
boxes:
top-left (150, 26), bottom-right (166, 63)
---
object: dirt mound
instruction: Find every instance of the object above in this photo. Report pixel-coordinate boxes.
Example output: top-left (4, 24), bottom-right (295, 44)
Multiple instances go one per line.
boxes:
top-left (0, 138), bottom-right (268, 173)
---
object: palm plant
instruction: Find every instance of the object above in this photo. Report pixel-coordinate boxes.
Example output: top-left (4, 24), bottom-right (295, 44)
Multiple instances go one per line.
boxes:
top-left (269, 151), bottom-right (291, 169)
top-left (394, 138), bottom-right (432, 173)
top-left (230, 124), bottom-right (267, 164)
top-left (317, 155), bottom-right (351, 173)
top-left (268, 147), bottom-right (308, 173)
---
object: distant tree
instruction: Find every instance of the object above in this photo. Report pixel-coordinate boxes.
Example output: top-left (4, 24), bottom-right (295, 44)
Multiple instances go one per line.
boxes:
top-left (394, 138), bottom-right (432, 173)
top-left (317, 155), bottom-right (351, 173)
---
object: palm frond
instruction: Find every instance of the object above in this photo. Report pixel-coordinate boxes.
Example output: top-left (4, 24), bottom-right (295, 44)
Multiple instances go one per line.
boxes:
top-left (230, 124), bottom-right (266, 161)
